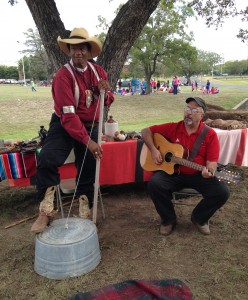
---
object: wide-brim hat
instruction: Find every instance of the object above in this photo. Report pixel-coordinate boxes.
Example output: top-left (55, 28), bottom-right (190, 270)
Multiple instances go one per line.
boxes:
top-left (57, 27), bottom-right (102, 58)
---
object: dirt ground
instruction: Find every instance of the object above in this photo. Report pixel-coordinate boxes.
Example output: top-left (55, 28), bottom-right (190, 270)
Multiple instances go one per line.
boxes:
top-left (0, 99), bottom-right (248, 299)
top-left (0, 168), bottom-right (248, 300)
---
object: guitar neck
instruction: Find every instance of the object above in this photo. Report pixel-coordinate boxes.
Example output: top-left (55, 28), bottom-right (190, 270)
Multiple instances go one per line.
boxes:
top-left (172, 156), bottom-right (204, 172)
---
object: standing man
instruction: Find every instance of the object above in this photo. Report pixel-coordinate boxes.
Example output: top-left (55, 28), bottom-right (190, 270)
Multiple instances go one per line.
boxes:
top-left (118, 79), bottom-right (122, 90)
top-left (141, 97), bottom-right (229, 236)
top-left (131, 76), bottom-right (138, 95)
top-left (31, 27), bottom-right (115, 233)
top-left (31, 80), bottom-right (36, 92)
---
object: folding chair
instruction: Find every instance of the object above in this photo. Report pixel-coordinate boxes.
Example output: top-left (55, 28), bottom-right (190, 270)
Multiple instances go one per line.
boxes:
top-left (172, 188), bottom-right (202, 206)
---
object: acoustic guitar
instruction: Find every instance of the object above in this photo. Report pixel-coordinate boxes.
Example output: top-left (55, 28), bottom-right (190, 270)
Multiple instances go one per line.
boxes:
top-left (140, 133), bottom-right (241, 184)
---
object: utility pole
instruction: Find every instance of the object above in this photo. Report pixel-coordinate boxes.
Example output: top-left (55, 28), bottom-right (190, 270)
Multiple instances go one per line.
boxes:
top-left (17, 41), bottom-right (26, 86)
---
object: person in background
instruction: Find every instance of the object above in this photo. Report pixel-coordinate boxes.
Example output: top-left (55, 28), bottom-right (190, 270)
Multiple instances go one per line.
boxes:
top-left (141, 79), bottom-right (147, 94)
top-left (191, 81), bottom-right (195, 92)
top-left (118, 79), bottom-right (122, 89)
top-left (141, 96), bottom-right (229, 236)
top-left (166, 80), bottom-right (170, 90)
top-left (195, 80), bottom-right (198, 92)
top-left (206, 79), bottom-right (211, 94)
top-left (131, 76), bottom-right (138, 95)
top-left (31, 27), bottom-right (115, 233)
top-left (31, 80), bottom-right (36, 92)
top-left (156, 80), bottom-right (161, 91)
top-left (172, 76), bottom-right (179, 95)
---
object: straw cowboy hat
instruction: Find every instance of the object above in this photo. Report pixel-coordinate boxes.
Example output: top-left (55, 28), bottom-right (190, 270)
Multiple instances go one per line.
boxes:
top-left (57, 27), bottom-right (102, 58)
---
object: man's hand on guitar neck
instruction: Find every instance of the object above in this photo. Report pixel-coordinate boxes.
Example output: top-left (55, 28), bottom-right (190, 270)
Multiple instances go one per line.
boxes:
top-left (202, 161), bottom-right (217, 178)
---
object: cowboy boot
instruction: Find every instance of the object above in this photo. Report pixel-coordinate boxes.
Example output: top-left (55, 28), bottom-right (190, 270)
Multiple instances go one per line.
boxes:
top-left (31, 186), bottom-right (56, 233)
top-left (79, 195), bottom-right (91, 219)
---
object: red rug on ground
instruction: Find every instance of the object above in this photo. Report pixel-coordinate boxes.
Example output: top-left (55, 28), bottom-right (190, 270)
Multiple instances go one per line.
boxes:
top-left (68, 279), bottom-right (192, 300)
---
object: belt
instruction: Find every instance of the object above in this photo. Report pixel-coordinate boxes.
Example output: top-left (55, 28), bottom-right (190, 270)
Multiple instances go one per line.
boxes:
top-left (84, 121), bottom-right (99, 128)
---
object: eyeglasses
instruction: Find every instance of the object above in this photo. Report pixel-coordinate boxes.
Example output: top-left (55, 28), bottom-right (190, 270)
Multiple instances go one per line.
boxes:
top-left (184, 106), bottom-right (202, 114)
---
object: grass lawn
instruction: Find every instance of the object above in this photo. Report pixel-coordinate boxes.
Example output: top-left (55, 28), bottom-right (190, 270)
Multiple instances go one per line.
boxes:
top-left (0, 81), bottom-right (247, 299)
top-left (0, 82), bottom-right (247, 141)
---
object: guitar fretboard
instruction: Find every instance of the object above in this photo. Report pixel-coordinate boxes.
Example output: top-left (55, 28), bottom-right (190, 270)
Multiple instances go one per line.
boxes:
top-left (171, 156), bottom-right (204, 172)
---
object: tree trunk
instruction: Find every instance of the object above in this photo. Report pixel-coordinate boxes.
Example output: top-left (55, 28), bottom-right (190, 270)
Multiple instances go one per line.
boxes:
top-left (98, 0), bottom-right (160, 90)
top-left (25, 0), bottom-right (69, 71)
top-left (25, 0), bottom-right (160, 86)
top-left (24, 0), bottom-right (160, 122)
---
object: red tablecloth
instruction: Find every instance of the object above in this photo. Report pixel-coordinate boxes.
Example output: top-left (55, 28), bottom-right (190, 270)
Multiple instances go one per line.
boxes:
top-left (1, 129), bottom-right (248, 187)
top-left (0, 140), bottom-right (152, 187)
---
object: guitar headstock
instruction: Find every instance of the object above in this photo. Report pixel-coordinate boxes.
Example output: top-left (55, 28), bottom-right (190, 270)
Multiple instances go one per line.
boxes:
top-left (215, 169), bottom-right (242, 184)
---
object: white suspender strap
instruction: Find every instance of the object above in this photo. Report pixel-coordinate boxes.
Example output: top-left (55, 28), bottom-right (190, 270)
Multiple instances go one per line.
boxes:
top-left (88, 61), bottom-right (100, 81)
top-left (64, 62), bottom-right (100, 108)
top-left (64, 63), bottom-right (80, 108)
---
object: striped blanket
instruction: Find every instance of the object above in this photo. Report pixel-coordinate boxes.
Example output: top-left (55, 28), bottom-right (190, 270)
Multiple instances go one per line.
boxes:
top-left (0, 152), bottom-right (38, 182)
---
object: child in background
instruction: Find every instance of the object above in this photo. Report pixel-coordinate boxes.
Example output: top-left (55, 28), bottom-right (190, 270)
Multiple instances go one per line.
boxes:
top-left (191, 81), bottom-right (195, 92)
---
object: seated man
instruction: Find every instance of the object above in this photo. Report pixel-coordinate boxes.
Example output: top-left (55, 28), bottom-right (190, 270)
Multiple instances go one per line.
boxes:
top-left (141, 96), bottom-right (230, 236)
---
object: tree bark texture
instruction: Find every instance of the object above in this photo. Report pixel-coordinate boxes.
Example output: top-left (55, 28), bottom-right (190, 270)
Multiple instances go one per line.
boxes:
top-left (25, 0), bottom-right (69, 71)
top-left (25, 0), bottom-right (160, 87)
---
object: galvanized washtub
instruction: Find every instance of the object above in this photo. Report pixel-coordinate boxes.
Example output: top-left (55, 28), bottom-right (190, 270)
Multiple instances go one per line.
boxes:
top-left (34, 218), bottom-right (101, 280)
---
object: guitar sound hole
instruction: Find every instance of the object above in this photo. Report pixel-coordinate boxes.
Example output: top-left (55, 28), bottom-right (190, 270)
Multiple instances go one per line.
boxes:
top-left (164, 152), bottom-right (172, 163)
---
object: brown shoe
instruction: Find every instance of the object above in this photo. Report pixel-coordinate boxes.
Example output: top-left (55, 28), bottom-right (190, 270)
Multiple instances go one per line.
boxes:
top-left (159, 223), bottom-right (175, 236)
top-left (192, 218), bottom-right (210, 235)
top-left (194, 222), bottom-right (210, 235)
top-left (31, 212), bottom-right (49, 233)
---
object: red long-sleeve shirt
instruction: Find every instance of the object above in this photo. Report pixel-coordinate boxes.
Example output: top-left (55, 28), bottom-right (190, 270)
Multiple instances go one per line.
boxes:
top-left (52, 62), bottom-right (114, 144)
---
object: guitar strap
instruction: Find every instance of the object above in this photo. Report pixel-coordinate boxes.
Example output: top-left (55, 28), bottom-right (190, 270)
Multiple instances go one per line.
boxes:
top-left (188, 124), bottom-right (210, 161)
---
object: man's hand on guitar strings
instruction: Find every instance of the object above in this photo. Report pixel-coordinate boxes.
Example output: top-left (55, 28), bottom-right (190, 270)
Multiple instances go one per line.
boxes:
top-left (151, 149), bottom-right (163, 165)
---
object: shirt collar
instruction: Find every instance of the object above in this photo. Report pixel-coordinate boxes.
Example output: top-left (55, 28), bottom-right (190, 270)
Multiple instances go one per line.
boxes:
top-left (70, 59), bottom-right (88, 72)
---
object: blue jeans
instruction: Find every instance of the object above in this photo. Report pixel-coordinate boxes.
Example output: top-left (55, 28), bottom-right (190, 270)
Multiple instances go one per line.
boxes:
top-left (148, 171), bottom-right (230, 225)
top-left (173, 85), bottom-right (178, 94)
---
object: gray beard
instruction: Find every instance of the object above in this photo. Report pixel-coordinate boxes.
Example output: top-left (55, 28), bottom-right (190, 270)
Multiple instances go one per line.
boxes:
top-left (184, 118), bottom-right (193, 125)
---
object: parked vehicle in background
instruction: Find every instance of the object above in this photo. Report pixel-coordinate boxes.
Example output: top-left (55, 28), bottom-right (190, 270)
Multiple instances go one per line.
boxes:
top-left (3, 79), bottom-right (18, 84)
top-left (10, 79), bottom-right (18, 84)
top-left (17, 79), bottom-right (31, 85)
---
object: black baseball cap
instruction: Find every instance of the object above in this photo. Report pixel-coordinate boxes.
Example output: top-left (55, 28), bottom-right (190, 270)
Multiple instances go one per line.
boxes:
top-left (185, 97), bottom-right (206, 113)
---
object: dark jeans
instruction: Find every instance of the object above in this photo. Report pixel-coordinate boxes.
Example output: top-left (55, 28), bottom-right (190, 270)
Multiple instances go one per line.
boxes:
top-left (36, 113), bottom-right (98, 207)
top-left (148, 171), bottom-right (230, 225)
top-left (173, 85), bottom-right (178, 94)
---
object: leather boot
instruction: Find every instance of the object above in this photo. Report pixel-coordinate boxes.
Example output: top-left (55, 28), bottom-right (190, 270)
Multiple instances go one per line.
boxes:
top-left (79, 195), bottom-right (91, 219)
top-left (31, 186), bottom-right (56, 233)
top-left (39, 186), bottom-right (56, 213)
top-left (31, 212), bottom-right (49, 233)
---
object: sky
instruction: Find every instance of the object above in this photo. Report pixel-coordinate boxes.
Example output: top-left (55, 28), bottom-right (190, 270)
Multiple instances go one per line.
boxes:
top-left (0, 0), bottom-right (248, 66)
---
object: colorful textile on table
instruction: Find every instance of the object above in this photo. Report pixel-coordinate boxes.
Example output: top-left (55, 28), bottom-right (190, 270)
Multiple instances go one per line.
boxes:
top-left (68, 279), bottom-right (192, 300)
top-left (0, 152), bottom-right (38, 182)
top-left (0, 154), bottom-right (7, 182)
